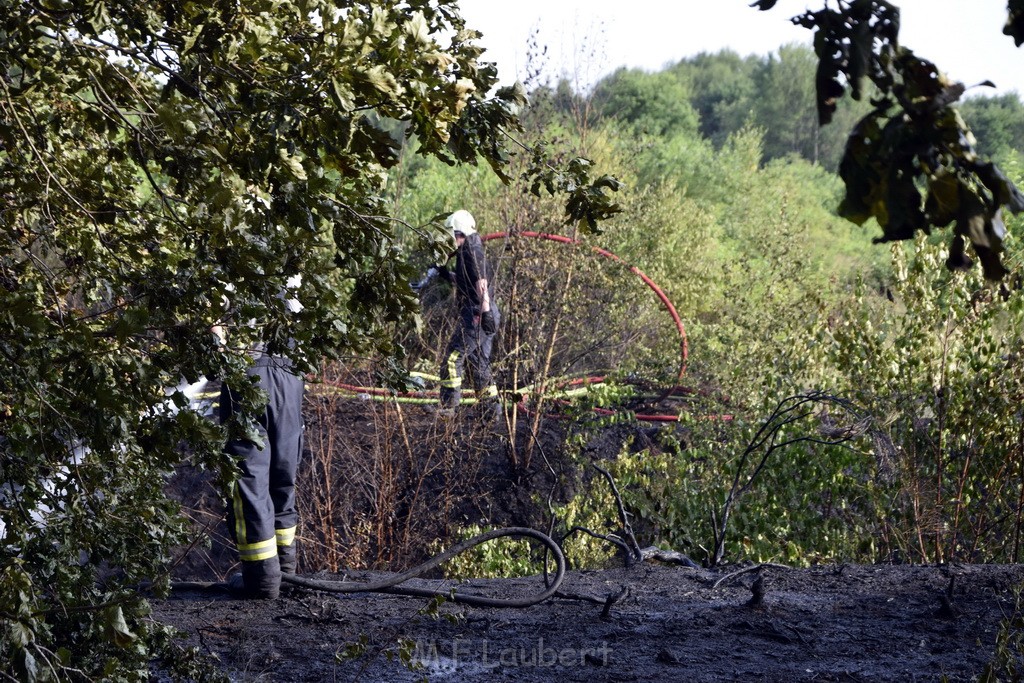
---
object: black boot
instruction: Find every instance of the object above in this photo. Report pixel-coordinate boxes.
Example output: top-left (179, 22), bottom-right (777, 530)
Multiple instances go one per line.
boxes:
top-left (476, 399), bottom-right (502, 425)
top-left (227, 555), bottom-right (282, 599)
top-left (278, 545), bottom-right (297, 575)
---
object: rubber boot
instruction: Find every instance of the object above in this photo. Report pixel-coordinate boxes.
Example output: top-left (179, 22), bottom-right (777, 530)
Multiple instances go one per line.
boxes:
top-left (228, 555), bottom-right (282, 599)
top-left (438, 386), bottom-right (461, 416)
top-left (476, 398), bottom-right (502, 425)
top-left (278, 545), bottom-right (297, 575)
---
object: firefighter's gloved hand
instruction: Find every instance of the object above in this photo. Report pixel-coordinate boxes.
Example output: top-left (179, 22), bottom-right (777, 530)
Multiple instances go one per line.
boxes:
top-left (412, 267), bottom-right (440, 290)
top-left (440, 265), bottom-right (455, 284)
top-left (480, 310), bottom-right (497, 334)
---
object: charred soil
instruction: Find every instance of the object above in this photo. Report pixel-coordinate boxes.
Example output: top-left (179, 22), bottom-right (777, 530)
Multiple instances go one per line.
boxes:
top-left (153, 562), bottom-right (1022, 682)
top-left (156, 394), bottom-right (1023, 682)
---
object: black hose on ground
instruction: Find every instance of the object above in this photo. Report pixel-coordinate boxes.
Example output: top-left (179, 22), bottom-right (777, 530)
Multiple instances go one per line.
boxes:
top-left (172, 527), bottom-right (566, 609)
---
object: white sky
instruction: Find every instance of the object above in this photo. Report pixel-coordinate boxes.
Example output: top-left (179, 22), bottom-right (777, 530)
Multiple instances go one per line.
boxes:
top-left (457, 0), bottom-right (1023, 97)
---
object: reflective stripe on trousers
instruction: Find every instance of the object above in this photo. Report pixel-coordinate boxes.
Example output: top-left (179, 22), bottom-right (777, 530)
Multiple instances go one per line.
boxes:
top-left (221, 355), bottom-right (304, 564)
top-left (439, 304), bottom-right (499, 408)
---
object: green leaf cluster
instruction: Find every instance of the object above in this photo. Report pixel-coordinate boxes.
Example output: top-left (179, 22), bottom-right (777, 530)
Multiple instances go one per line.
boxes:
top-left (1, 0), bottom-right (614, 677)
top-left (781, 1), bottom-right (1024, 279)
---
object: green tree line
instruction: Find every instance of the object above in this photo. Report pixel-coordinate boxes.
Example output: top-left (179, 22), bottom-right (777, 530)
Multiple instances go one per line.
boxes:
top-left (584, 44), bottom-right (1024, 172)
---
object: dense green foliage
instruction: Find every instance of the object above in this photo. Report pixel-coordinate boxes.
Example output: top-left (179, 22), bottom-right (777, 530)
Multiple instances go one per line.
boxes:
top-left (587, 45), bottom-right (869, 171)
top-left (961, 93), bottom-right (1024, 164)
top-left (592, 1), bottom-right (1024, 281)
top-left (591, 235), bottom-right (1024, 568)
top-left (0, 0), bottom-right (625, 678)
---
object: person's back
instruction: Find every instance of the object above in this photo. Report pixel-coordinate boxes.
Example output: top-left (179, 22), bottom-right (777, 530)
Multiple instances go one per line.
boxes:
top-left (218, 275), bottom-right (305, 599)
top-left (453, 231), bottom-right (494, 308)
top-left (438, 210), bottom-right (500, 418)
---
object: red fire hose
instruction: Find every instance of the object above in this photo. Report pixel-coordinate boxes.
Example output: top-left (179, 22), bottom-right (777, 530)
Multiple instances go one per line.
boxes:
top-left (481, 230), bottom-right (688, 382)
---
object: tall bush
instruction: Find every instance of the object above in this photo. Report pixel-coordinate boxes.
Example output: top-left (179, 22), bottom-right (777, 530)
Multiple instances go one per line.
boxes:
top-left (816, 236), bottom-right (1024, 562)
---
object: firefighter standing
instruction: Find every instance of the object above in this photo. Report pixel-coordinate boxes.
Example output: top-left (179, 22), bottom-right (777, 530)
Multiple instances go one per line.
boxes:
top-left (218, 277), bottom-right (304, 599)
top-left (438, 210), bottom-right (500, 416)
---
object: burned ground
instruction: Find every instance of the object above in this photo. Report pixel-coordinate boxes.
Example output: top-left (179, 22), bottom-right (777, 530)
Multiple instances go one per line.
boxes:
top-left (155, 393), bottom-right (1024, 682)
top-left (153, 561), bottom-right (1023, 681)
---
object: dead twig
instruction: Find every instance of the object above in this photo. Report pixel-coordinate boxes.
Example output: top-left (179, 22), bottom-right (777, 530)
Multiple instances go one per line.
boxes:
top-left (553, 591), bottom-right (607, 606)
top-left (562, 465), bottom-right (697, 570)
top-left (601, 585), bottom-right (630, 620)
top-left (747, 574), bottom-right (766, 608)
top-left (936, 575), bottom-right (958, 619)
top-left (712, 562), bottom-right (791, 591)
top-left (563, 525), bottom-right (633, 561)
top-left (593, 463), bottom-right (643, 564)
top-left (552, 584), bottom-right (629, 621)
top-left (712, 392), bottom-right (873, 567)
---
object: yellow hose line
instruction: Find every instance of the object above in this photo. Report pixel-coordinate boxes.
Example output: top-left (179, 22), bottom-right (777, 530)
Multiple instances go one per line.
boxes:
top-left (409, 371), bottom-right (441, 382)
top-left (310, 380), bottom-right (608, 405)
top-left (196, 376), bottom-right (608, 407)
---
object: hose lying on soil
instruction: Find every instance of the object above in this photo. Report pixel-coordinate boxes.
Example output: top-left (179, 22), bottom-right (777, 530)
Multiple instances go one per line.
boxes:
top-left (171, 526), bottom-right (566, 608)
top-left (316, 375), bottom-right (735, 423)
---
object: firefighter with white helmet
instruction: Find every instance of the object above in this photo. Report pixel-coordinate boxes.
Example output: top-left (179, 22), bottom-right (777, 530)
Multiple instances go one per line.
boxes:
top-left (438, 210), bottom-right (500, 417)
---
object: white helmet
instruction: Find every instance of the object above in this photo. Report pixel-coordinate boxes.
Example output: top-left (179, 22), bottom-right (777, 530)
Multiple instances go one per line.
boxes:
top-left (445, 209), bottom-right (477, 237)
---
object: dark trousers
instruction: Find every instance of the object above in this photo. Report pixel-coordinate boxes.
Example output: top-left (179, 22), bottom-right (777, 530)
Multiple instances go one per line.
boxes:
top-left (220, 355), bottom-right (304, 574)
top-left (439, 304), bottom-right (499, 409)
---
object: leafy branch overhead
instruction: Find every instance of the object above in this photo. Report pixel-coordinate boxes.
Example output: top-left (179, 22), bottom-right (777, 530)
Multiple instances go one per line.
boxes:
top-left (756, 0), bottom-right (1024, 279)
top-left (1006, 0), bottom-right (1024, 46)
top-left (0, 0), bottom-right (619, 677)
top-left (525, 149), bottom-right (623, 231)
